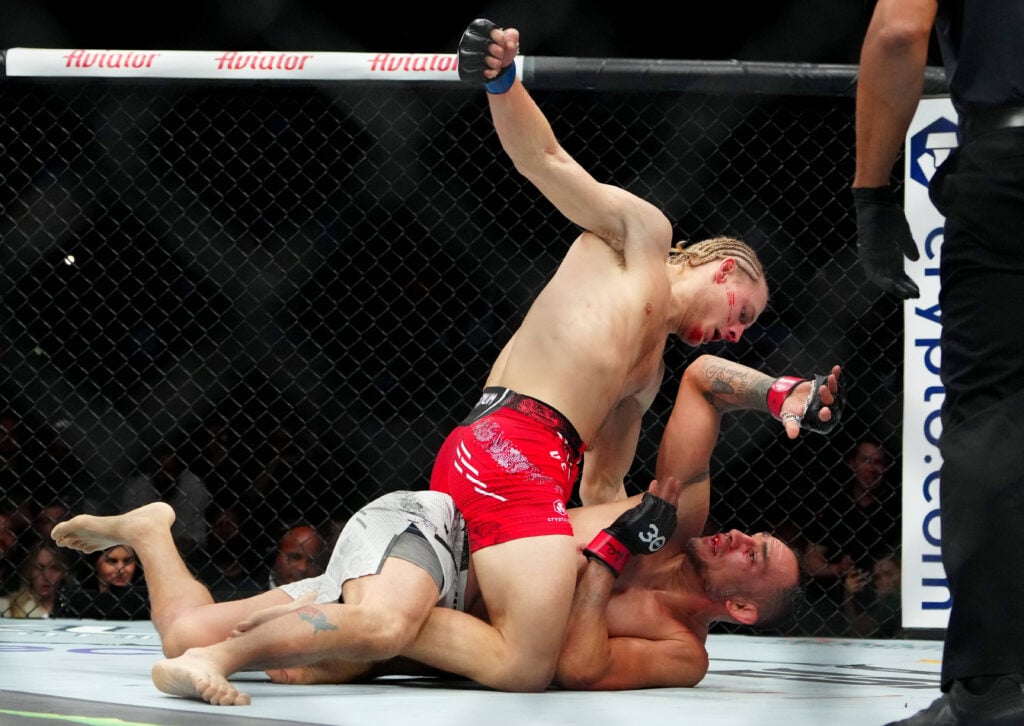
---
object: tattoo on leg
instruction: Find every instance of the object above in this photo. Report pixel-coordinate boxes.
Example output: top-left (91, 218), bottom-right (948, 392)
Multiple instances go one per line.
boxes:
top-left (296, 606), bottom-right (339, 633)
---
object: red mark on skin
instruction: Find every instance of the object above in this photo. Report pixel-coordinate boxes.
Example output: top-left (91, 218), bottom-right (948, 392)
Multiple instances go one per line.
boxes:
top-left (645, 302), bottom-right (653, 316)
top-left (726, 290), bottom-right (736, 324)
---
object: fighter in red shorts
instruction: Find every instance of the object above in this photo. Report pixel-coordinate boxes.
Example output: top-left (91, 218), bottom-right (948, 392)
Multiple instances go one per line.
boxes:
top-left (395, 18), bottom-right (817, 694)
top-left (430, 387), bottom-right (583, 549)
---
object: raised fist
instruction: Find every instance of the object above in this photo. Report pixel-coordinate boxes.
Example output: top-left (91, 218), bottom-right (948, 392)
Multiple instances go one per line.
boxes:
top-left (457, 18), bottom-right (517, 92)
top-left (459, 19), bottom-right (502, 81)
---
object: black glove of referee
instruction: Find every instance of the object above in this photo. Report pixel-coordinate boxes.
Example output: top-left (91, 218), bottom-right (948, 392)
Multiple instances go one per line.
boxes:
top-left (852, 186), bottom-right (921, 300)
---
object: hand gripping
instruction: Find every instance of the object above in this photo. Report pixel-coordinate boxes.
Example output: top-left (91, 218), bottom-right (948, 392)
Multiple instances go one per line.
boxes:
top-left (458, 18), bottom-right (515, 91)
top-left (584, 492), bottom-right (677, 576)
top-left (766, 374), bottom-right (842, 435)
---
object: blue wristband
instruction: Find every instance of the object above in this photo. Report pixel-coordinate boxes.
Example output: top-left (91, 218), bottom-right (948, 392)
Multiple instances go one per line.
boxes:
top-left (484, 60), bottom-right (516, 94)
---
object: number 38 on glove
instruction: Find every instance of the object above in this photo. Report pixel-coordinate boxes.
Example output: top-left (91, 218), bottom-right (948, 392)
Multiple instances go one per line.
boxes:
top-left (584, 492), bottom-right (677, 576)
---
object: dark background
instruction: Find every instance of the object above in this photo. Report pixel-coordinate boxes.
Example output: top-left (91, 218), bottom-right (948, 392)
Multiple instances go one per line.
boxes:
top-left (0, 0), bottom-right (927, 634)
top-left (0, 0), bottom-right (934, 66)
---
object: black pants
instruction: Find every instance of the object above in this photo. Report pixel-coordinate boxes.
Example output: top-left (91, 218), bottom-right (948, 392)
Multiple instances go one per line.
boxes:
top-left (930, 127), bottom-right (1024, 688)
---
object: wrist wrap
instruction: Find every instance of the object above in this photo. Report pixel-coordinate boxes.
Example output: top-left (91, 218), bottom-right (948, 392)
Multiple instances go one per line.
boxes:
top-left (584, 531), bottom-right (631, 576)
top-left (485, 60), bottom-right (516, 94)
top-left (767, 376), bottom-right (806, 421)
top-left (767, 373), bottom-right (843, 434)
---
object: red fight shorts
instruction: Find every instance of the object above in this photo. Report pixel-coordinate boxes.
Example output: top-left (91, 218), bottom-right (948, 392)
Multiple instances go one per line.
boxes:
top-left (430, 387), bottom-right (585, 552)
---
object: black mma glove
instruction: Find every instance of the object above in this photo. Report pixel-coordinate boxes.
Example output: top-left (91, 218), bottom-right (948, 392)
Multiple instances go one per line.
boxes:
top-left (584, 492), bottom-right (677, 576)
top-left (767, 374), bottom-right (843, 435)
top-left (458, 18), bottom-right (516, 93)
top-left (852, 186), bottom-right (921, 300)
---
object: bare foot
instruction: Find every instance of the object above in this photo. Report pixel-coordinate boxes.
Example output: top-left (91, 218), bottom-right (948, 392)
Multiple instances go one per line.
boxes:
top-left (52, 502), bottom-right (175, 553)
top-left (267, 656), bottom-right (372, 685)
top-left (152, 652), bottom-right (251, 706)
top-left (231, 593), bottom-right (316, 637)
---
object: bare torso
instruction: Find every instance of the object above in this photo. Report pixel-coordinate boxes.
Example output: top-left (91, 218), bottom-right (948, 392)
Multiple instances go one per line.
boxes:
top-left (606, 554), bottom-right (708, 645)
top-left (486, 231), bottom-right (672, 444)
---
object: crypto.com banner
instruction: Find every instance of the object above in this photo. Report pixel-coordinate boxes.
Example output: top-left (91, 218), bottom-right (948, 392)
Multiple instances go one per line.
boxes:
top-left (902, 97), bottom-right (958, 630)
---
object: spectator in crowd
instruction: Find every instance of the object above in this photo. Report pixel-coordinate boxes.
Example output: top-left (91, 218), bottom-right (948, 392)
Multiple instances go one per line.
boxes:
top-left (0, 411), bottom-right (38, 532)
top-left (34, 417), bottom-right (91, 510)
top-left (0, 412), bottom-right (22, 461)
top-left (31, 502), bottom-right (70, 542)
top-left (0, 510), bottom-right (21, 593)
top-left (191, 414), bottom-right (326, 558)
top-left (268, 524), bottom-right (326, 588)
top-left (241, 424), bottom-right (332, 546)
top-left (840, 549), bottom-right (902, 639)
top-left (187, 408), bottom-right (364, 562)
top-left (0, 539), bottom-right (70, 618)
top-left (119, 440), bottom-right (211, 560)
top-left (795, 436), bottom-right (900, 635)
top-left (0, 413), bottom-right (87, 527)
top-left (53, 544), bottom-right (150, 620)
top-left (191, 506), bottom-right (264, 601)
top-left (325, 510), bottom-right (351, 549)
top-left (185, 416), bottom-right (246, 514)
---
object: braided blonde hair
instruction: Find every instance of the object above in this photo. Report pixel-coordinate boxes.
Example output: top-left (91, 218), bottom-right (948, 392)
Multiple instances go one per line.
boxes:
top-left (668, 236), bottom-right (765, 283)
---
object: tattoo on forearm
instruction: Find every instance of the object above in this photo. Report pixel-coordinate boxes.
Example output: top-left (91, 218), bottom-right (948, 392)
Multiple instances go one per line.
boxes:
top-left (296, 606), bottom-right (339, 633)
top-left (703, 362), bottom-right (772, 411)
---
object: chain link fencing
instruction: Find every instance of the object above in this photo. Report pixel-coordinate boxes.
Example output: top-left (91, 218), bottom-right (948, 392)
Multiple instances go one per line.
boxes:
top-left (0, 61), bottom-right (935, 634)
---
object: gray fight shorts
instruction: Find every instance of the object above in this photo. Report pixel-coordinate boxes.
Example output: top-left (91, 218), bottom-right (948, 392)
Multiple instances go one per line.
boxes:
top-left (278, 490), bottom-right (469, 611)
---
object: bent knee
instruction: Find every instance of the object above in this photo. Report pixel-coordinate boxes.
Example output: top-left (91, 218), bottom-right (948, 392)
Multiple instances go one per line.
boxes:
top-left (351, 613), bottom-right (424, 661)
top-left (488, 655), bottom-right (556, 693)
top-left (494, 670), bottom-right (554, 693)
top-left (159, 617), bottom-right (228, 658)
top-left (159, 620), bottom-right (198, 658)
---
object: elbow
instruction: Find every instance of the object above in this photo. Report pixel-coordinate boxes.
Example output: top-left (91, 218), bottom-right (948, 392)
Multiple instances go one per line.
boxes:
top-left (681, 354), bottom-right (718, 390)
top-left (555, 654), bottom-right (606, 691)
top-left (555, 667), bottom-right (604, 691)
top-left (685, 354), bottom-right (716, 378)
top-left (675, 656), bottom-right (709, 689)
top-left (693, 655), bottom-right (710, 685)
top-left (680, 673), bottom-right (705, 688)
top-left (513, 143), bottom-right (568, 181)
top-left (511, 158), bottom-right (535, 180)
top-left (870, 21), bottom-right (932, 57)
top-left (488, 656), bottom-right (556, 693)
top-left (579, 475), bottom-right (627, 506)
